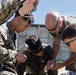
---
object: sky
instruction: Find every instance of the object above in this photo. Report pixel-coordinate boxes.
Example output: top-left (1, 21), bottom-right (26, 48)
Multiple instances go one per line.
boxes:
top-left (33, 0), bottom-right (76, 24)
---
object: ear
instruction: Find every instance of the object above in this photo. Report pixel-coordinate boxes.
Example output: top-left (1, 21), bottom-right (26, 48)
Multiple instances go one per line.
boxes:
top-left (58, 20), bottom-right (62, 26)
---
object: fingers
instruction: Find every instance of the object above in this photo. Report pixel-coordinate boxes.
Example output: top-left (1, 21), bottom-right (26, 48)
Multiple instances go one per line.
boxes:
top-left (47, 65), bottom-right (55, 70)
top-left (47, 63), bottom-right (59, 70)
top-left (20, 55), bottom-right (27, 63)
top-left (47, 61), bottom-right (52, 70)
top-left (46, 60), bottom-right (57, 70)
top-left (16, 53), bottom-right (27, 64)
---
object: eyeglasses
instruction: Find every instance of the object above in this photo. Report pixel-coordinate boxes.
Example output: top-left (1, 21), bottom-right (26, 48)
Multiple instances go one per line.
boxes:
top-left (26, 15), bottom-right (34, 24)
top-left (65, 38), bottom-right (76, 46)
top-left (22, 14), bottom-right (34, 24)
top-left (47, 17), bottom-right (60, 31)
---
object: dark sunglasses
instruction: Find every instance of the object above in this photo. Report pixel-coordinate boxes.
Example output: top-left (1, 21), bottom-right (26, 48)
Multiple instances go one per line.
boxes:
top-left (22, 15), bottom-right (34, 24)
top-left (28, 19), bottom-right (34, 24)
top-left (47, 17), bottom-right (60, 31)
top-left (65, 38), bottom-right (76, 46)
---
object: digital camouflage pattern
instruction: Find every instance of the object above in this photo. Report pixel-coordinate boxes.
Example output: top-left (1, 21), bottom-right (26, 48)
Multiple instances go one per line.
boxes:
top-left (16, 45), bottom-right (57, 75)
top-left (0, 22), bottom-right (17, 74)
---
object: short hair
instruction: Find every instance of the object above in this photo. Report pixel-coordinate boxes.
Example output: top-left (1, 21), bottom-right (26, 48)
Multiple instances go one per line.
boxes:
top-left (25, 35), bottom-right (43, 54)
top-left (62, 24), bottom-right (76, 40)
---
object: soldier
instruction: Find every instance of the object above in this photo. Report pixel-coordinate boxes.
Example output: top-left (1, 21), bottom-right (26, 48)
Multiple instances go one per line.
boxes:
top-left (45, 12), bottom-right (76, 72)
top-left (0, 9), bottom-right (34, 75)
top-left (0, 0), bottom-right (39, 24)
top-left (60, 24), bottom-right (76, 75)
top-left (16, 35), bottom-right (57, 75)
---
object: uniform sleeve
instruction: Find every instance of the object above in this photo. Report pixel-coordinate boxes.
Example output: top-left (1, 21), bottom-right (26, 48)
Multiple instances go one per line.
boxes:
top-left (0, 0), bottom-right (22, 24)
top-left (0, 32), bottom-right (17, 62)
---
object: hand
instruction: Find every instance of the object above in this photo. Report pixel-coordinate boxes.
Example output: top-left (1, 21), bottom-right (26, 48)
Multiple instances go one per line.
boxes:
top-left (46, 60), bottom-right (56, 70)
top-left (19, 0), bottom-right (36, 16)
top-left (16, 53), bottom-right (27, 64)
top-left (47, 63), bottom-right (62, 70)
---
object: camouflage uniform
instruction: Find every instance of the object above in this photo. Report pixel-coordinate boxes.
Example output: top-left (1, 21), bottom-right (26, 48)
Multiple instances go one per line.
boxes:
top-left (0, 0), bottom-right (24, 24)
top-left (50, 16), bottom-right (76, 72)
top-left (16, 45), bottom-right (57, 75)
top-left (0, 0), bottom-right (39, 24)
top-left (0, 22), bottom-right (18, 75)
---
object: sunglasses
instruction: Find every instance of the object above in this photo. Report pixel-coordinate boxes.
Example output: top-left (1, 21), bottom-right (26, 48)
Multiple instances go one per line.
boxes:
top-left (47, 17), bottom-right (60, 31)
top-left (65, 38), bottom-right (76, 46)
top-left (22, 14), bottom-right (34, 24)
